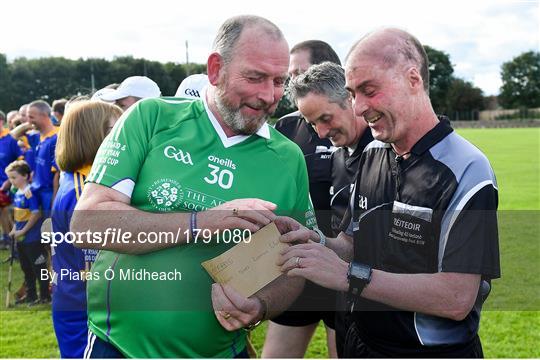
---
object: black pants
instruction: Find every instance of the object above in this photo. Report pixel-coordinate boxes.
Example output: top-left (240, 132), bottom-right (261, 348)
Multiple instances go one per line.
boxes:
top-left (342, 322), bottom-right (484, 358)
top-left (17, 241), bottom-right (50, 301)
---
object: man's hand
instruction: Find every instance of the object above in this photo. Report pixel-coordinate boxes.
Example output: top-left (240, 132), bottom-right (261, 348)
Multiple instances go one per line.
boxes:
top-left (10, 122), bottom-right (33, 139)
top-left (274, 216), bottom-right (320, 244)
top-left (278, 243), bottom-right (349, 292)
top-left (211, 283), bottom-right (264, 331)
top-left (198, 198), bottom-right (277, 233)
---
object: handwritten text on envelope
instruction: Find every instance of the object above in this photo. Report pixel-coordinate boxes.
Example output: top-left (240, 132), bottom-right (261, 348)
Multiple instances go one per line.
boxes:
top-left (201, 222), bottom-right (288, 297)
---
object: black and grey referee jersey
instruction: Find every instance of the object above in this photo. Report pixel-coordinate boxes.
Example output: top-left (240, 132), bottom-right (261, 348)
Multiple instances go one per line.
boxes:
top-left (329, 128), bottom-right (373, 236)
top-left (345, 119), bottom-right (500, 356)
top-left (275, 111), bottom-right (335, 233)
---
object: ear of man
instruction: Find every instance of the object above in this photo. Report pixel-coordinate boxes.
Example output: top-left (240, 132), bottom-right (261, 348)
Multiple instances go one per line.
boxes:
top-left (406, 66), bottom-right (424, 94)
top-left (207, 53), bottom-right (224, 86)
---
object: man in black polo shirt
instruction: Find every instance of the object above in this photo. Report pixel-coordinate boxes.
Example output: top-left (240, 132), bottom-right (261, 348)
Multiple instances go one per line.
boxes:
top-left (277, 28), bottom-right (500, 357)
top-left (287, 61), bottom-right (373, 356)
top-left (287, 62), bottom-right (373, 237)
top-left (264, 40), bottom-right (342, 358)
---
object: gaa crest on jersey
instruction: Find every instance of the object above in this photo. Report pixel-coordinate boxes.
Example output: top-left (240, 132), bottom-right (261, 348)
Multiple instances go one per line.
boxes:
top-left (147, 178), bottom-right (184, 211)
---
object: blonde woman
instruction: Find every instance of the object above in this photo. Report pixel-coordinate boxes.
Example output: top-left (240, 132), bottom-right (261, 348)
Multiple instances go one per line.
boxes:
top-left (51, 101), bottom-right (122, 358)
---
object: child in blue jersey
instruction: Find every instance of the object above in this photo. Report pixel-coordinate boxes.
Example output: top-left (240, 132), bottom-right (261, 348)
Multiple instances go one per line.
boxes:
top-left (51, 100), bottom-right (122, 358)
top-left (6, 160), bottom-right (49, 304)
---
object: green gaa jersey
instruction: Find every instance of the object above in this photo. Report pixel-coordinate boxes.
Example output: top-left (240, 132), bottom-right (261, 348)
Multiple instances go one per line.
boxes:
top-left (86, 95), bottom-right (316, 358)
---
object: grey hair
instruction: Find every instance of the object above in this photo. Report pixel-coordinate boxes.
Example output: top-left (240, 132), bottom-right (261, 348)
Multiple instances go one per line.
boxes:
top-left (212, 15), bottom-right (284, 65)
top-left (29, 100), bottom-right (51, 117)
top-left (289, 62), bottom-right (350, 109)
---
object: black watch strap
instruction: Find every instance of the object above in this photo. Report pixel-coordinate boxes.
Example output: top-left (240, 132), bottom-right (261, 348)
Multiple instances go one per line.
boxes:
top-left (347, 261), bottom-right (372, 312)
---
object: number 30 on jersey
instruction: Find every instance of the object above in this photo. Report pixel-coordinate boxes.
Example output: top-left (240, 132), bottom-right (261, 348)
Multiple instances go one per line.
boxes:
top-left (204, 164), bottom-right (234, 189)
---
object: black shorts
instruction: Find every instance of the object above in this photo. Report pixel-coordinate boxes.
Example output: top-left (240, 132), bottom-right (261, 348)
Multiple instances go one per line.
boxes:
top-left (342, 322), bottom-right (484, 358)
top-left (271, 281), bottom-right (336, 328)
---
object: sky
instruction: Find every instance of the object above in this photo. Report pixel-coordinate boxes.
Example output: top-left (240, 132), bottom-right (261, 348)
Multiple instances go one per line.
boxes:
top-left (1, 0), bottom-right (538, 96)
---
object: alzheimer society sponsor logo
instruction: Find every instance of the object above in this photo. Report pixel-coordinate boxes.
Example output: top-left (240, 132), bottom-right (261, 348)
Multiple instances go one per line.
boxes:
top-left (147, 178), bottom-right (184, 211)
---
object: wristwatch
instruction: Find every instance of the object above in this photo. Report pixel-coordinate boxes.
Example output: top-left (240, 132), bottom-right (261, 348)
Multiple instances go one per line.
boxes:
top-left (347, 261), bottom-right (372, 311)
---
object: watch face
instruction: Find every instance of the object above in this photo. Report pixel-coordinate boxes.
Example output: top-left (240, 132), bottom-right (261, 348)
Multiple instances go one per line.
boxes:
top-left (351, 262), bottom-right (371, 280)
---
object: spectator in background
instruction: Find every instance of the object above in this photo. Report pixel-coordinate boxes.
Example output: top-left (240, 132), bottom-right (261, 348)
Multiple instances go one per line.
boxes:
top-left (66, 95), bottom-right (91, 109)
top-left (51, 101), bottom-right (123, 358)
top-left (264, 40), bottom-right (342, 359)
top-left (175, 74), bottom-right (209, 98)
top-left (5, 160), bottom-right (49, 304)
top-left (27, 100), bottom-right (59, 215)
top-left (6, 110), bottom-right (21, 130)
top-left (97, 76), bottom-right (161, 110)
top-left (11, 104), bottom-right (39, 172)
top-left (51, 99), bottom-right (68, 126)
top-left (0, 111), bottom-right (22, 249)
top-left (91, 83), bottom-right (119, 102)
top-left (18, 104), bottom-right (29, 124)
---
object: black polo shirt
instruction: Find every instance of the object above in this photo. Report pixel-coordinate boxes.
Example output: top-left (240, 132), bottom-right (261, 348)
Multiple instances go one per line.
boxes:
top-left (344, 119), bottom-right (500, 356)
top-left (275, 111), bottom-right (335, 234)
top-left (330, 129), bottom-right (373, 236)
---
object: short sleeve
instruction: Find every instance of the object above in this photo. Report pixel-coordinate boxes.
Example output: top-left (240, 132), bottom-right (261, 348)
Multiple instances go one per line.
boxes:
top-left (87, 101), bottom-right (155, 198)
top-left (26, 190), bottom-right (40, 213)
top-left (50, 136), bottom-right (59, 173)
top-left (294, 150), bottom-right (317, 229)
top-left (440, 184), bottom-right (500, 279)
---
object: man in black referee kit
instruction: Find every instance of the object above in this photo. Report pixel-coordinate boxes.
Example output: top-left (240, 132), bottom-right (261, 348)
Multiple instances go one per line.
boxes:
top-left (288, 61), bottom-right (373, 356)
top-left (265, 40), bottom-right (342, 358)
top-left (288, 61), bottom-right (373, 238)
top-left (277, 28), bottom-right (500, 357)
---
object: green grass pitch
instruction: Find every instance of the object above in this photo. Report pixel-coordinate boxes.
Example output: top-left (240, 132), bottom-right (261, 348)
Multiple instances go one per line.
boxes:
top-left (0, 127), bottom-right (538, 358)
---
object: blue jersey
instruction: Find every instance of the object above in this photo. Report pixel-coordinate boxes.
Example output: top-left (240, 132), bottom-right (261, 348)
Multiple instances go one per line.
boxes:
top-left (13, 185), bottom-right (41, 243)
top-left (23, 132), bottom-right (40, 171)
top-left (51, 167), bottom-right (97, 311)
top-left (33, 129), bottom-right (58, 190)
top-left (0, 129), bottom-right (22, 184)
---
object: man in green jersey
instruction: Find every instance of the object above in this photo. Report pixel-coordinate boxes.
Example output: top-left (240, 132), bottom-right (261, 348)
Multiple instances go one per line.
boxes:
top-left (72, 15), bottom-right (319, 358)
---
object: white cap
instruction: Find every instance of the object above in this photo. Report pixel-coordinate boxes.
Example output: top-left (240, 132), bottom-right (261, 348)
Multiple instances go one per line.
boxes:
top-left (175, 74), bottom-right (208, 98)
top-left (100, 76), bottom-right (161, 101)
top-left (91, 87), bottom-right (116, 102)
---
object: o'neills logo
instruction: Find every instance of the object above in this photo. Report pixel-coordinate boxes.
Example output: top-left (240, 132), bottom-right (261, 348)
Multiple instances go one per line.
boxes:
top-left (208, 155), bottom-right (236, 170)
top-left (147, 179), bottom-right (184, 211)
top-left (164, 145), bottom-right (193, 165)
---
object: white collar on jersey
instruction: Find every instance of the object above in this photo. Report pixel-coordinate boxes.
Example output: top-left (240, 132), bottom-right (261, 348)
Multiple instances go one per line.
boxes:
top-left (202, 88), bottom-right (270, 149)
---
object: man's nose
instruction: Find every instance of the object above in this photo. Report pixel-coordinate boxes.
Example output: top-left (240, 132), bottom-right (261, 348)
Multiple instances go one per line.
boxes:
top-left (257, 81), bottom-right (276, 105)
top-left (316, 124), bottom-right (331, 139)
top-left (352, 97), bottom-right (368, 118)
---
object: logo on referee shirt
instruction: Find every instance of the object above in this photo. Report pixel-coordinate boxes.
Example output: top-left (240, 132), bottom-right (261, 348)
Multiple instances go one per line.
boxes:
top-left (147, 178), bottom-right (184, 211)
top-left (358, 195), bottom-right (368, 210)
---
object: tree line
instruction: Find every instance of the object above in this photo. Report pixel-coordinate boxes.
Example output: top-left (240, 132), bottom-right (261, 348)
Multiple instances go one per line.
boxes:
top-left (1, 48), bottom-right (538, 120)
top-left (0, 54), bottom-right (205, 112)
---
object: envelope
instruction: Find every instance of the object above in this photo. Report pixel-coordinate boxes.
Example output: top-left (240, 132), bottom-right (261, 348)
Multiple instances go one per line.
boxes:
top-left (201, 222), bottom-right (287, 297)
